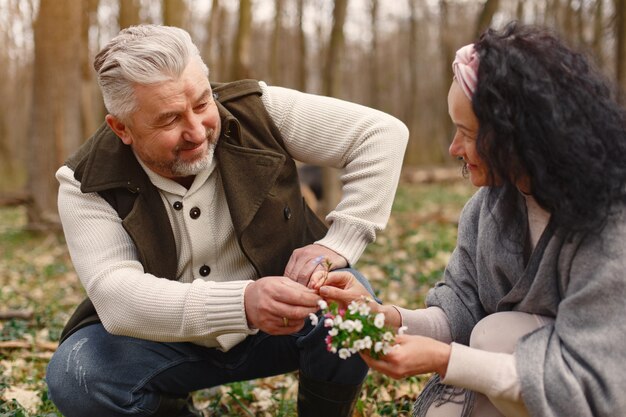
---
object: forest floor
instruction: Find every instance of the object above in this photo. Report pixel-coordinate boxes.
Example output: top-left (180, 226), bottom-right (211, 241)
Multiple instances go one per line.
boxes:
top-left (0, 172), bottom-right (476, 417)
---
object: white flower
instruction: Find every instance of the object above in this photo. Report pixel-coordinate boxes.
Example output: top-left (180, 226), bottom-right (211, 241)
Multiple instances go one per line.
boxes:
top-left (353, 319), bottom-right (363, 332)
top-left (329, 327), bottom-right (338, 336)
top-left (309, 313), bottom-right (319, 326)
top-left (358, 303), bottom-right (371, 315)
top-left (398, 326), bottom-right (408, 335)
top-left (340, 320), bottom-right (356, 332)
top-left (348, 300), bottom-right (360, 314)
top-left (333, 315), bottom-right (343, 326)
top-left (374, 341), bottom-right (384, 353)
top-left (338, 348), bottom-right (351, 359)
top-left (353, 339), bottom-right (365, 351)
top-left (317, 300), bottom-right (328, 310)
top-left (374, 313), bottom-right (386, 329)
top-left (324, 318), bottom-right (334, 328)
top-left (383, 331), bottom-right (394, 341)
top-left (330, 346), bottom-right (337, 353)
top-left (382, 343), bottom-right (393, 355)
top-left (362, 335), bottom-right (373, 349)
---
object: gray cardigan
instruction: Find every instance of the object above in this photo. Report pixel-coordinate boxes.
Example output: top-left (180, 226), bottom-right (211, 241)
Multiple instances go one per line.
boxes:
top-left (427, 187), bottom-right (626, 417)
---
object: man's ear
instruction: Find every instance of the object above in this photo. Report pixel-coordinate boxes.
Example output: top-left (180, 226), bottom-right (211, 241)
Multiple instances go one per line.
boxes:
top-left (105, 114), bottom-right (133, 145)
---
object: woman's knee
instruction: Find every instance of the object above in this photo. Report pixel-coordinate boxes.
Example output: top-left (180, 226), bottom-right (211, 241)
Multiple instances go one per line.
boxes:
top-left (469, 311), bottom-right (553, 353)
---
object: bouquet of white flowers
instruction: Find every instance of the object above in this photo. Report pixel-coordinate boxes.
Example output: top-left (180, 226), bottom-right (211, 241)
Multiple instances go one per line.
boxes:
top-left (309, 298), bottom-right (407, 360)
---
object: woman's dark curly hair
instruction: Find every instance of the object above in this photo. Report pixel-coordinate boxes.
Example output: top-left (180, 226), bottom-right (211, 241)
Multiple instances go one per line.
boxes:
top-left (472, 22), bottom-right (626, 236)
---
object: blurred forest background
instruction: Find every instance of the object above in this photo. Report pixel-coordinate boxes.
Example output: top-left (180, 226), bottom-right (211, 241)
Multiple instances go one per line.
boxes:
top-left (1, 1), bottom-right (626, 415)
top-left (0, 0), bottom-right (625, 228)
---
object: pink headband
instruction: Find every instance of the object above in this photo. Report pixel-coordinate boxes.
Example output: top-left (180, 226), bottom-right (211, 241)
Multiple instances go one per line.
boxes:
top-left (452, 43), bottom-right (480, 100)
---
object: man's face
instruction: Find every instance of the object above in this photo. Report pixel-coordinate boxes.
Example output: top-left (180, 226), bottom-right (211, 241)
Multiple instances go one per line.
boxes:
top-left (108, 59), bottom-right (221, 182)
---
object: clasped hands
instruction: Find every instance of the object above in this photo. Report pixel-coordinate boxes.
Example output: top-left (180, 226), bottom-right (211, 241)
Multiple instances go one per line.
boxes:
top-left (243, 244), bottom-right (347, 335)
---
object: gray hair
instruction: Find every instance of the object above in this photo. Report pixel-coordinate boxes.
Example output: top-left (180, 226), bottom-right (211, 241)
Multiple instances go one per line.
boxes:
top-left (94, 25), bottom-right (209, 121)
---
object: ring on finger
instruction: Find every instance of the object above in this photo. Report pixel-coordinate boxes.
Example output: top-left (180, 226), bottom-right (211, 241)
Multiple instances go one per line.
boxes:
top-left (282, 317), bottom-right (289, 327)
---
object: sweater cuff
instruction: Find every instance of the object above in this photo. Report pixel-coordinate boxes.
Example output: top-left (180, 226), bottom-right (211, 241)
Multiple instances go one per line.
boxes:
top-left (395, 306), bottom-right (452, 343)
top-left (442, 342), bottom-right (522, 402)
top-left (315, 221), bottom-right (369, 266)
top-left (186, 280), bottom-right (257, 351)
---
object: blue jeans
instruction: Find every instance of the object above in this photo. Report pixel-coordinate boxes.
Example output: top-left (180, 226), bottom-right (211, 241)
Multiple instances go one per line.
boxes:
top-left (46, 270), bottom-right (376, 417)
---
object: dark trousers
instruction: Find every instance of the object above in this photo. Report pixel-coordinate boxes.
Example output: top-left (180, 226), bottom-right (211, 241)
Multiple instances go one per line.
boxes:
top-left (46, 270), bottom-right (374, 417)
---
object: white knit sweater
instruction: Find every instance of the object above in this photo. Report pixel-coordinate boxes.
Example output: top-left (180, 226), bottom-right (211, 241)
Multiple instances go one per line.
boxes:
top-left (57, 81), bottom-right (409, 351)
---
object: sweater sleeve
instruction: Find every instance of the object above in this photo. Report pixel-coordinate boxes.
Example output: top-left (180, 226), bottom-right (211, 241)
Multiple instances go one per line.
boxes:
top-left (56, 165), bottom-right (256, 351)
top-left (443, 343), bottom-right (521, 402)
top-left (259, 82), bottom-right (409, 265)
top-left (425, 189), bottom-right (487, 345)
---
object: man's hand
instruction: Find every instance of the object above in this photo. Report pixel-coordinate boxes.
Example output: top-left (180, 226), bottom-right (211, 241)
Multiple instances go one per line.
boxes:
top-left (284, 244), bottom-right (348, 286)
top-left (244, 276), bottom-right (322, 335)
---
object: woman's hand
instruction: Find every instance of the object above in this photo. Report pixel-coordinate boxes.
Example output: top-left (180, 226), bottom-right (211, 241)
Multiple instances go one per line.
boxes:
top-left (309, 270), bottom-right (371, 306)
top-left (310, 270), bottom-right (403, 328)
top-left (360, 334), bottom-right (452, 379)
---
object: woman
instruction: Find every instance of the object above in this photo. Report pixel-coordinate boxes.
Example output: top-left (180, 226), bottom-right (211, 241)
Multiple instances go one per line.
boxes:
top-left (311, 22), bottom-right (626, 417)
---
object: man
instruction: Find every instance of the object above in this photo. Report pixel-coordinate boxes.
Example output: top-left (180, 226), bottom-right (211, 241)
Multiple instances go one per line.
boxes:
top-left (46, 25), bottom-right (408, 417)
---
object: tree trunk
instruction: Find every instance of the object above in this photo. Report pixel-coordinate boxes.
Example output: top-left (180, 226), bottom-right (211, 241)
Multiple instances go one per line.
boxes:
top-left (231, 0), bottom-right (253, 80)
top-left (563, 0), bottom-right (574, 44)
top-left (163, 0), bottom-right (187, 29)
top-left (320, 0), bottom-right (349, 215)
top-left (592, 0), bottom-right (605, 67)
top-left (516, 0), bottom-right (524, 21)
top-left (616, 0), bottom-right (626, 102)
top-left (474, 0), bottom-right (499, 38)
top-left (323, 0), bottom-right (348, 97)
top-left (119, 0), bottom-right (141, 30)
top-left (296, 0), bottom-right (308, 91)
top-left (81, 0), bottom-right (99, 140)
top-left (369, 0), bottom-right (380, 109)
top-left (203, 0), bottom-right (221, 74)
top-left (270, 0), bottom-right (284, 85)
top-left (28, 0), bottom-right (82, 228)
top-left (439, 0), bottom-right (454, 153)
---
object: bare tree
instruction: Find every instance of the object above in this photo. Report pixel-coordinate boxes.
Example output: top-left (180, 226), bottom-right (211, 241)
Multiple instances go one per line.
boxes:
top-left (231, 0), bottom-right (253, 80)
top-left (592, 0), bottom-right (605, 67)
top-left (369, 0), bottom-right (380, 109)
top-left (439, 0), bottom-right (455, 148)
top-left (28, 0), bottom-right (82, 227)
top-left (163, 0), bottom-right (187, 29)
top-left (119, 0), bottom-right (141, 29)
top-left (81, 0), bottom-right (100, 140)
top-left (296, 0), bottom-right (308, 91)
top-left (270, 0), bottom-right (284, 84)
top-left (320, 0), bottom-right (349, 215)
top-left (323, 0), bottom-right (348, 97)
top-left (475, 0), bottom-right (500, 38)
top-left (203, 0), bottom-right (221, 73)
top-left (516, 0), bottom-right (525, 21)
top-left (617, 0), bottom-right (626, 100)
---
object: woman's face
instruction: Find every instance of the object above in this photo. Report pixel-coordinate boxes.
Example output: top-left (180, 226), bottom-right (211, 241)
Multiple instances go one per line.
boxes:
top-left (447, 80), bottom-right (489, 187)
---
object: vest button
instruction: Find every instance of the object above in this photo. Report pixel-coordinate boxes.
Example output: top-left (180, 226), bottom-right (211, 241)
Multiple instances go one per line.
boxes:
top-left (190, 207), bottom-right (201, 219)
top-left (173, 201), bottom-right (183, 210)
top-left (283, 206), bottom-right (291, 220)
top-left (199, 265), bottom-right (211, 277)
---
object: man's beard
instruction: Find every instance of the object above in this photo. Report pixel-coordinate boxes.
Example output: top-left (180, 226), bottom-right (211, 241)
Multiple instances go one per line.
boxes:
top-left (171, 140), bottom-right (216, 176)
